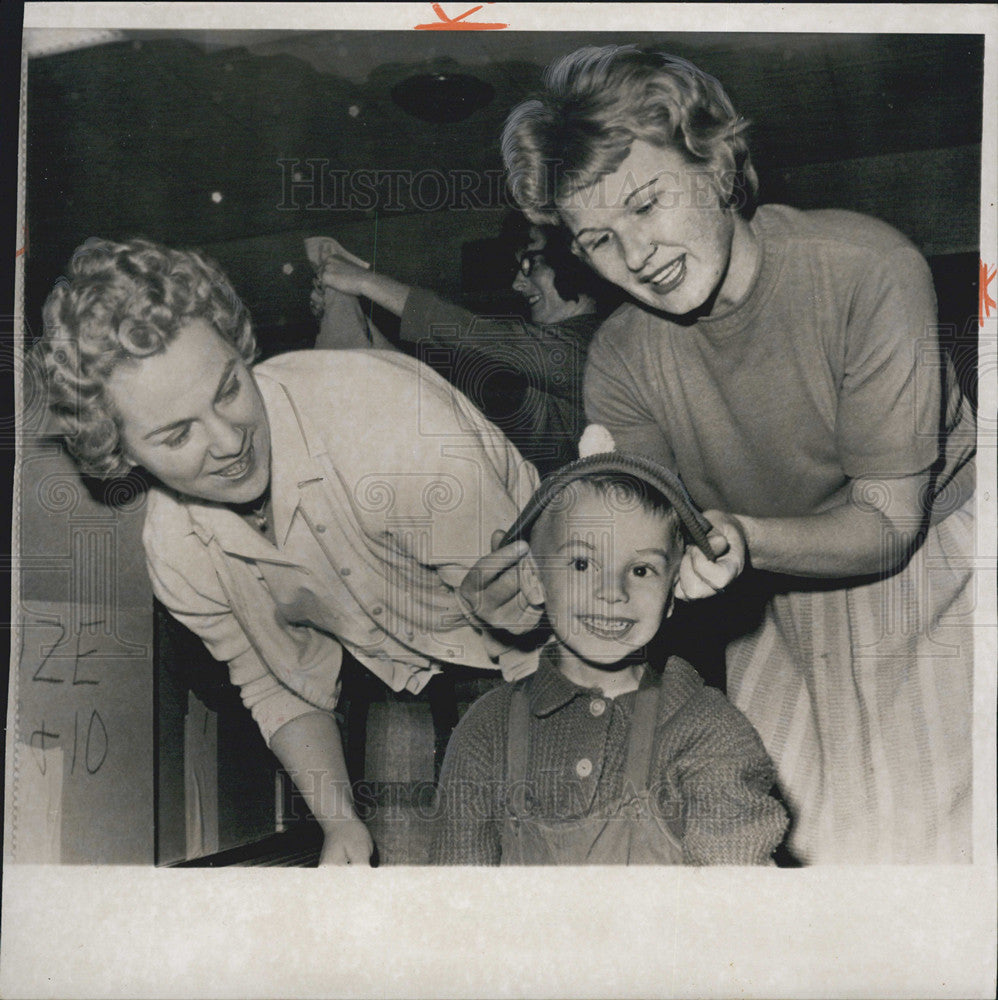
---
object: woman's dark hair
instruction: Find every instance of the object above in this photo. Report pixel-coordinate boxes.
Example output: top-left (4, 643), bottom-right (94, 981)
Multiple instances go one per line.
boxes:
top-left (533, 223), bottom-right (603, 304)
top-left (503, 210), bottom-right (613, 308)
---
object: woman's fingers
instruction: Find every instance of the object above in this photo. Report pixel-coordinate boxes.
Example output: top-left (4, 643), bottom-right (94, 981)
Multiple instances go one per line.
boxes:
top-left (459, 540), bottom-right (528, 613)
top-left (309, 278), bottom-right (327, 318)
top-left (459, 539), bottom-right (541, 633)
top-left (304, 235), bottom-right (370, 271)
top-left (319, 818), bottom-right (375, 866)
top-left (467, 540), bottom-right (529, 592)
top-left (675, 510), bottom-right (747, 601)
top-left (678, 547), bottom-right (737, 598)
top-left (319, 258), bottom-right (370, 296)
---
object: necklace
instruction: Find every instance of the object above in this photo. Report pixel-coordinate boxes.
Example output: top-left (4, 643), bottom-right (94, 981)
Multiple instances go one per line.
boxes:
top-left (233, 492), bottom-right (271, 533)
top-left (247, 503), bottom-right (269, 533)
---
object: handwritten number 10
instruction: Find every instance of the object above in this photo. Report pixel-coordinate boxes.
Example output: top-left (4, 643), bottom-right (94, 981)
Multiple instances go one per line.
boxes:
top-left (29, 709), bottom-right (108, 775)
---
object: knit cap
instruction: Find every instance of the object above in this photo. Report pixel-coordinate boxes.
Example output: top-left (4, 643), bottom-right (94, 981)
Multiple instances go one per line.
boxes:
top-left (499, 426), bottom-right (716, 558)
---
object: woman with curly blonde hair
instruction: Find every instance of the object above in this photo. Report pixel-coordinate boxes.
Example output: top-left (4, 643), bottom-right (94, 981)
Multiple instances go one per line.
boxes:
top-left (41, 239), bottom-right (256, 479)
top-left (36, 236), bottom-right (541, 865)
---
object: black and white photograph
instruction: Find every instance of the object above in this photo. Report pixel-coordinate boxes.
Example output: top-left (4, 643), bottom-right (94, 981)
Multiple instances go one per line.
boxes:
top-left (3, 3), bottom-right (996, 997)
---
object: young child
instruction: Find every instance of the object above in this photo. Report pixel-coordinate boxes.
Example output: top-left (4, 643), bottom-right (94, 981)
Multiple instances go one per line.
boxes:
top-left (431, 445), bottom-right (788, 865)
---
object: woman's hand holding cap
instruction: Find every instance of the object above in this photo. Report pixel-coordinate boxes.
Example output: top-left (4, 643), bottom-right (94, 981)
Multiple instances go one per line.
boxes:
top-left (675, 510), bottom-right (747, 602)
top-left (305, 237), bottom-right (375, 302)
top-left (458, 531), bottom-right (543, 637)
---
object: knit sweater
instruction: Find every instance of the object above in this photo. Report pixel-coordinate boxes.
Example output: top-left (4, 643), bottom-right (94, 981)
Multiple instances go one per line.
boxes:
top-left (432, 647), bottom-right (788, 865)
top-left (400, 288), bottom-right (601, 476)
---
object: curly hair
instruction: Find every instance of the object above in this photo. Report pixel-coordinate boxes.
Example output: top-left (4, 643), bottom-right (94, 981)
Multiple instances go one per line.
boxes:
top-left (501, 45), bottom-right (758, 224)
top-left (36, 238), bottom-right (256, 478)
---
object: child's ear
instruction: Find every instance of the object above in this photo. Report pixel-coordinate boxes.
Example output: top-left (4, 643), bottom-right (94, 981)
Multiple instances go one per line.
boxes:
top-left (665, 563), bottom-right (682, 617)
top-left (517, 548), bottom-right (546, 609)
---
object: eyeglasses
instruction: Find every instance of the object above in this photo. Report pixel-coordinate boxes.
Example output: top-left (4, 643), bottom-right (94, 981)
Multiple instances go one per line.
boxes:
top-left (516, 250), bottom-right (545, 277)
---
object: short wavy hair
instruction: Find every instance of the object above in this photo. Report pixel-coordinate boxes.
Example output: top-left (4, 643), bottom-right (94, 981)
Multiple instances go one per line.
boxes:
top-left (36, 238), bottom-right (256, 478)
top-left (501, 45), bottom-right (758, 224)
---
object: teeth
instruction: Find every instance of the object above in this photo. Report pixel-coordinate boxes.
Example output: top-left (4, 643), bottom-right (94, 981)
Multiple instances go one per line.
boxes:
top-left (651, 256), bottom-right (683, 285)
top-left (580, 616), bottom-right (634, 638)
top-left (216, 453), bottom-right (250, 478)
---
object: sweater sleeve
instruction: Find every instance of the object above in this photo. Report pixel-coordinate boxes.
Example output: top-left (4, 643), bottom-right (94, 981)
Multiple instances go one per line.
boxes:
top-left (400, 287), bottom-right (589, 402)
top-left (835, 246), bottom-right (942, 478)
top-left (143, 504), bottom-right (337, 745)
top-left (667, 686), bottom-right (788, 865)
top-left (431, 686), bottom-right (509, 865)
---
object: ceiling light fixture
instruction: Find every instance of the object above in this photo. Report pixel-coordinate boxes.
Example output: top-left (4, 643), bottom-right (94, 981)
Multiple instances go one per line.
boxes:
top-left (391, 72), bottom-right (494, 124)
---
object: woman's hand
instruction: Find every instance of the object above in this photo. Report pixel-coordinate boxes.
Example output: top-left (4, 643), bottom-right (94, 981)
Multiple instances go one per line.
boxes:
top-left (309, 277), bottom-right (332, 318)
top-left (304, 236), bottom-right (412, 318)
top-left (306, 236), bottom-right (371, 315)
top-left (675, 510), bottom-right (748, 601)
top-left (269, 712), bottom-right (375, 865)
top-left (319, 816), bottom-right (376, 866)
top-left (459, 532), bottom-right (543, 638)
top-left (318, 256), bottom-right (374, 298)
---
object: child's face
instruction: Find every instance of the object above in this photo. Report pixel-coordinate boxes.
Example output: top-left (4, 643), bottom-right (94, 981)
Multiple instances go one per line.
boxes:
top-left (531, 486), bottom-right (681, 668)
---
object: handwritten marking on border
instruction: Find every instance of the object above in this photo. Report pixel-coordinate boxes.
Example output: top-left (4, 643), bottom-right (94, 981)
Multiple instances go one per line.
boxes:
top-left (415, 3), bottom-right (507, 30)
top-left (981, 258), bottom-right (996, 327)
top-left (33, 622), bottom-right (67, 684)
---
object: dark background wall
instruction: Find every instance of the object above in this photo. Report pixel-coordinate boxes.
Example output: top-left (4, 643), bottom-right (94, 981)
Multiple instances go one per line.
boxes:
top-left (25, 30), bottom-right (984, 396)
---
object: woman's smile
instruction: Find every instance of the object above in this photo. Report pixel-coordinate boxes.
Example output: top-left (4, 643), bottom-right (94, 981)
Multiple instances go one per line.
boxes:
top-left (558, 140), bottom-right (757, 317)
top-left (212, 438), bottom-right (257, 481)
top-left (643, 253), bottom-right (686, 292)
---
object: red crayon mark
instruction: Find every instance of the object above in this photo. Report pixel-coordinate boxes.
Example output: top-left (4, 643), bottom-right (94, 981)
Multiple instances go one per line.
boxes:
top-left (415, 3), bottom-right (507, 30)
top-left (981, 258), bottom-right (997, 327)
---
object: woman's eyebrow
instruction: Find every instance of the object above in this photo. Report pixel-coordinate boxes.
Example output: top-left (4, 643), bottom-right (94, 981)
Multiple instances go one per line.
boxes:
top-left (623, 174), bottom-right (662, 206)
top-left (211, 358), bottom-right (239, 402)
top-left (143, 358), bottom-right (239, 439)
top-left (571, 175), bottom-right (663, 242)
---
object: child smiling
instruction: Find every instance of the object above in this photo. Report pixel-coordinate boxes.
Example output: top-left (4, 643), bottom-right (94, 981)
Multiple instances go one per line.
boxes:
top-left (432, 447), bottom-right (788, 865)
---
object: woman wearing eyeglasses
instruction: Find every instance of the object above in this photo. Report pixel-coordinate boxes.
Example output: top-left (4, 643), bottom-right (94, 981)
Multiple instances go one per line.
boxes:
top-left (312, 222), bottom-right (604, 475)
